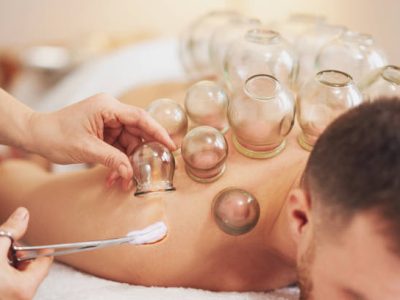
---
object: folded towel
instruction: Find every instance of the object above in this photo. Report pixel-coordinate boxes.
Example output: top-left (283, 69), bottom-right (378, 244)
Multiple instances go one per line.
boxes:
top-left (34, 262), bottom-right (300, 300)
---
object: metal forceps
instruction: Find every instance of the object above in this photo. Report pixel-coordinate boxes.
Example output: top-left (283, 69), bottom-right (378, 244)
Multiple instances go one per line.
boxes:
top-left (1, 221), bottom-right (167, 267)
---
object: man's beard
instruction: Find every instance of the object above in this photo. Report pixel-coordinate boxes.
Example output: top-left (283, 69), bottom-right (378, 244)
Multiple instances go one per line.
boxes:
top-left (297, 239), bottom-right (316, 300)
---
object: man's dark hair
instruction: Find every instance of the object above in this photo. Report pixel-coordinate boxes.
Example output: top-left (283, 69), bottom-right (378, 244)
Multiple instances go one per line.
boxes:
top-left (304, 97), bottom-right (400, 249)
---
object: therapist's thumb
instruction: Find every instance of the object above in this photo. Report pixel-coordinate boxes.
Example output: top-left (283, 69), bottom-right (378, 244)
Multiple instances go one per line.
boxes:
top-left (88, 138), bottom-right (133, 180)
top-left (1, 207), bottom-right (29, 240)
top-left (0, 207), bottom-right (29, 256)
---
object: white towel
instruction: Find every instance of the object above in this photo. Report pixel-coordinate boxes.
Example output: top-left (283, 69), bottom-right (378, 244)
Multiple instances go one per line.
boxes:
top-left (34, 262), bottom-right (300, 300)
top-left (36, 37), bottom-right (186, 112)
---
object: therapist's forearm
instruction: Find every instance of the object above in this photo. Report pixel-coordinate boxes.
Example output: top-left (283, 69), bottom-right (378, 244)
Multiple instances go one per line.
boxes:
top-left (0, 88), bottom-right (34, 149)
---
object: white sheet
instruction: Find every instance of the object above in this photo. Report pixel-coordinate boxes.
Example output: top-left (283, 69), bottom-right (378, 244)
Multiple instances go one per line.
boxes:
top-left (35, 263), bottom-right (299, 300)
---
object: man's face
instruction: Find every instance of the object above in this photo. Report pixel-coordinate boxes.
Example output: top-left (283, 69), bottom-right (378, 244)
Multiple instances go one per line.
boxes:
top-left (297, 211), bottom-right (400, 300)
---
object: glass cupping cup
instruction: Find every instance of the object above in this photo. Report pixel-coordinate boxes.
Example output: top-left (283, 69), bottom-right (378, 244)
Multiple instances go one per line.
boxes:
top-left (228, 74), bottom-right (295, 159)
top-left (184, 81), bottom-right (229, 133)
top-left (316, 30), bottom-right (387, 83)
top-left (147, 98), bottom-right (188, 149)
top-left (131, 142), bottom-right (176, 196)
top-left (181, 126), bottom-right (228, 183)
top-left (224, 28), bottom-right (298, 91)
top-left (297, 70), bottom-right (363, 151)
top-left (360, 65), bottom-right (400, 101)
top-left (212, 187), bottom-right (260, 236)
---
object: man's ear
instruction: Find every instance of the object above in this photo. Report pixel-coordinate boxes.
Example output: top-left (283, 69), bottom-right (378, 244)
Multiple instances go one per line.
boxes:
top-left (287, 188), bottom-right (312, 243)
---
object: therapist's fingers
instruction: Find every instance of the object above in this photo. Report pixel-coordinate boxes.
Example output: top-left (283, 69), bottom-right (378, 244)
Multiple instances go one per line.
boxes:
top-left (114, 105), bottom-right (176, 151)
top-left (21, 249), bottom-right (53, 283)
top-left (106, 171), bottom-right (134, 191)
top-left (86, 138), bottom-right (133, 180)
top-left (121, 177), bottom-right (134, 191)
top-left (103, 126), bottom-right (121, 146)
top-left (14, 249), bottom-right (53, 300)
top-left (125, 127), bottom-right (156, 144)
top-left (118, 131), bottom-right (142, 156)
top-left (0, 207), bottom-right (29, 258)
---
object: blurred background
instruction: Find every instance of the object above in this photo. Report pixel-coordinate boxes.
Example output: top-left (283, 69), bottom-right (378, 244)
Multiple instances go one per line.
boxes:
top-left (0, 0), bottom-right (398, 103)
top-left (0, 0), bottom-right (398, 171)
top-left (0, 0), bottom-right (398, 59)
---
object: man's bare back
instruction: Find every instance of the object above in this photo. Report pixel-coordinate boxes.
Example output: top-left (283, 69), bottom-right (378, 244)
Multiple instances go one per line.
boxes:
top-left (0, 82), bottom-right (308, 291)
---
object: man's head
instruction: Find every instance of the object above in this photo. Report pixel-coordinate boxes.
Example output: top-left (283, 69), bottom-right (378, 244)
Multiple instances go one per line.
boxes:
top-left (287, 98), bottom-right (400, 299)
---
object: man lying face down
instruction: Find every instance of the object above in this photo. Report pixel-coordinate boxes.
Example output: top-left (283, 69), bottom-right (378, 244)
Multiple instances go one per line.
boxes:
top-left (288, 98), bottom-right (400, 299)
top-left (0, 93), bottom-right (398, 298)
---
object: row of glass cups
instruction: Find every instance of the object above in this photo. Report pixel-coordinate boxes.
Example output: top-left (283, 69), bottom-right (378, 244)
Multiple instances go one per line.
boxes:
top-left (229, 65), bottom-right (400, 154)
top-left (222, 26), bottom-right (388, 93)
top-left (130, 80), bottom-right (230, 196)
top-left (127, 66), bottom-right (400, 236)
top-left (128, 66), bottom-right (400, 196)
top-left (128, 128), bottom-right (228, 196)
top-left (234, 65), bottom-right (400, 153)
top-left (180, 11), bottom-right (389, 93)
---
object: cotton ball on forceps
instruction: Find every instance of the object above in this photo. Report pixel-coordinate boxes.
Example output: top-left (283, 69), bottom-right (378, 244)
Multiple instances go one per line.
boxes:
top-left (212, 187), bottom-right (260, 235)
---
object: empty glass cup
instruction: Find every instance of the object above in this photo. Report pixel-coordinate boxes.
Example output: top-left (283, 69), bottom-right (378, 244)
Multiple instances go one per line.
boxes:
top-left (224, 28), bottom-right (298, 92)
top-left (179, 10), bottom-right (242, 79)
top-left (209, 16), bottom-right (261, 81)
top-left (181, 126), bottom-right (228, 183)
top-left (360, 65), bottom-right (400, 101)
top-left (146, 98), bottom-right (188, 149)
top-left (297, 70), bottom-right (363, 151)
top-left (212, 187), bottom-right (260, 235)
top-left (184, 80), bottom-right (229, 133)
top-left (316, 30), bottom-right (387, 83)
top-left (294, 24), bottom-right (345, 88)
top-left (271, 14), bottom-right (346, 89)
top-left (228, 74), bottom-right (295, 159)
top-left (130, 142), bottom-right (176, 196)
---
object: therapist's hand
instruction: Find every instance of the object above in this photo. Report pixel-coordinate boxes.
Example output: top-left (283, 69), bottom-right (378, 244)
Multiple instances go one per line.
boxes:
top-left (27, 93), bottom-right (175, 189)
top-left (0, 207), bottom-right (53, 300)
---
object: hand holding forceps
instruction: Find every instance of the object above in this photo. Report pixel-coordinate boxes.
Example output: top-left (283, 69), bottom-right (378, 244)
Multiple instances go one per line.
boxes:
top-left (0, 221), bottom-right (167, 267)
